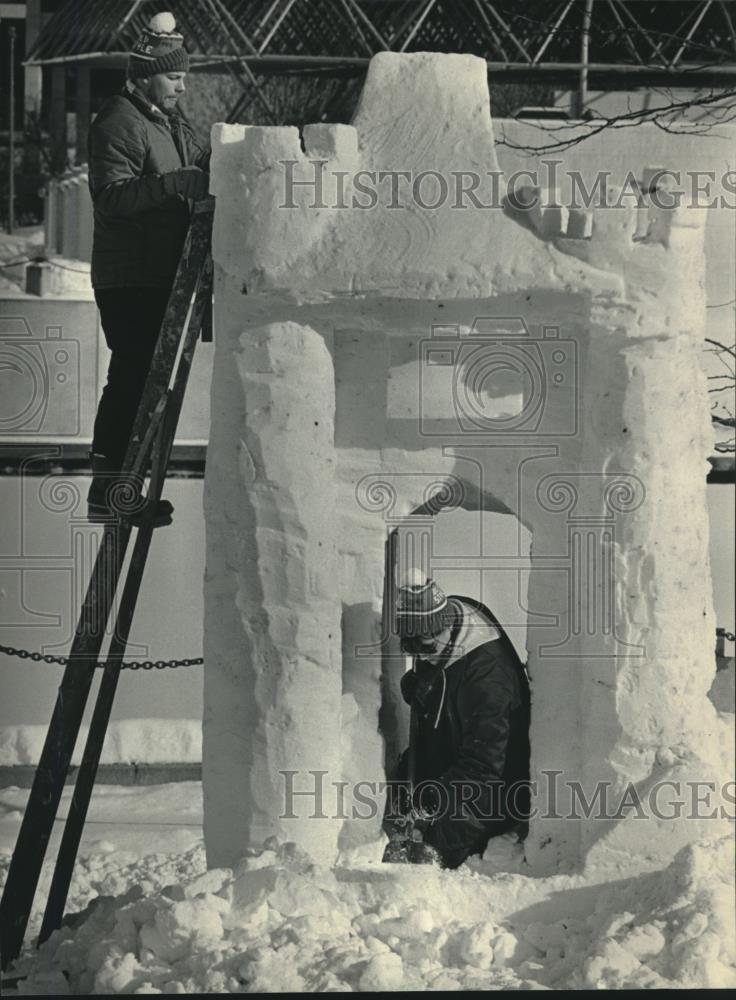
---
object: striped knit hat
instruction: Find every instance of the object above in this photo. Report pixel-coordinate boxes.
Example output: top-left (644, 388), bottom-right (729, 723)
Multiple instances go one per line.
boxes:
top-left (395, 571), bottom-right (457, 639)
top-left (128, 12), bottom-right (190, 79)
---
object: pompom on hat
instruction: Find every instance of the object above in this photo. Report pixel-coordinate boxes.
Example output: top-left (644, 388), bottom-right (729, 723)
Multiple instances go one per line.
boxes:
top-left (128, 11), bottom-right (189, 79)
top-left (395, 571), bottom-right (457, 639)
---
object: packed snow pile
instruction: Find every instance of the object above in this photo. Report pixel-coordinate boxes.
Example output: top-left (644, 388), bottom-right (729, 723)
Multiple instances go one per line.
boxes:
top-left (0, 720), bottom-right (201, 767)
top-left (9, 832), bottom-right (734, 993)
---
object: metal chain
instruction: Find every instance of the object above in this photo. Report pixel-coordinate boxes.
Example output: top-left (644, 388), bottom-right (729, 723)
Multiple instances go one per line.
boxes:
top-left (0, 643), bottom-right (202, 670)
top-left (2, 632), bottom-right (733, 671)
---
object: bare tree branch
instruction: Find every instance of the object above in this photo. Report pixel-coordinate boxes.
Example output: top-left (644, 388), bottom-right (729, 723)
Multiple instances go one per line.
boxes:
top-left (497, 88), bottom-right (736, 153)
top-left (705, 338), bottom-right (736, 357)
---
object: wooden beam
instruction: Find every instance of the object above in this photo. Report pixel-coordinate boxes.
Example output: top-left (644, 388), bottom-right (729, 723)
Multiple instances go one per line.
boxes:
top-left (719, 0), bottom-right (736, 55)
top-left (533, 0), bottom-right (574, 65)
top-left (616, 0), bottom-right (673, 69)
top-left (342, 0), bottom-right (391, 51)
top-left (398, 0), bottom-right (438, 53)
top-left (24, 52), bottom-right (736, 87)
top-left (671, 0), bottom-right (713, 67)
top-left (607, 0), bottom-right (645, 67)
top-left (23, 0), bottom-right (43, 113)
top-left (49, 64), bottom-right (67, 174)
top-left (482, 0), bottom-right (533, 63)
top-left (75, 63), bottom-right (91, 165)
top-left (575, 0), bottom-right (594, 118)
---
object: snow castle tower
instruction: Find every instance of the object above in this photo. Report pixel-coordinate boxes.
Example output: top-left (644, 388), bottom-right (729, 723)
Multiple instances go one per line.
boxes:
top-left (202, 53), bottom-right (731, 875)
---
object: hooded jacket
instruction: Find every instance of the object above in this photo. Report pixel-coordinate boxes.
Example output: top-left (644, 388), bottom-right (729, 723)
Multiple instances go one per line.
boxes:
top-left (88, 85), bottom-right (210, 290)
top-left (399, 597), bottom-right (531, 865)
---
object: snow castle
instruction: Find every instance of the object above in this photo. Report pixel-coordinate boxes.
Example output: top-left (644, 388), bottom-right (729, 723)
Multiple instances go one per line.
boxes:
top-left (202, 53), bottom-right (732, 875)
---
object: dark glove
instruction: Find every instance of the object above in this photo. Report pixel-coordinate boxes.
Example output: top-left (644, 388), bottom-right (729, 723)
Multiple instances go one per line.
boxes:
top-left (411, 786), bottom-right (442, 820)
top-left (400, 670), bottom-right (418, 704)
top-left (162, 165), bottom-right (210, 201)
top-left (401, 662), bottom-right (441, 713)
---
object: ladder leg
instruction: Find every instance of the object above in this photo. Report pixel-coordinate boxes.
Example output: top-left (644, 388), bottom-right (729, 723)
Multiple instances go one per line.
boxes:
top-left (38, 522), bottom-right (156, 944)
top-left (37, 254), bottom-right (214, 945)
top-left (0, 524), bottom-right (130, 970)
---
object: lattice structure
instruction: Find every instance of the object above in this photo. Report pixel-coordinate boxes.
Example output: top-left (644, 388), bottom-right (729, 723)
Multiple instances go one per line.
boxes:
top-left (26, 1), bottom-right (736, 124)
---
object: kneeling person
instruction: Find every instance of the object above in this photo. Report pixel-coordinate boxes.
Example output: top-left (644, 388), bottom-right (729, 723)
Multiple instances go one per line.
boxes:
top-left (384, 574), bottom-right (531, 869)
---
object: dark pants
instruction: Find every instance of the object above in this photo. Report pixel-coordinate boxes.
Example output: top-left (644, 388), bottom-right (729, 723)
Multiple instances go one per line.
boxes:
top-left (382, 750), bottom-right (523, 870)
top-left (91, 286), bottom-right (170, 468)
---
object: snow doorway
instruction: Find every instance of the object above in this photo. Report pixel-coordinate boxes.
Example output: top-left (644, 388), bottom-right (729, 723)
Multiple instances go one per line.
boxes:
top-left (379, 499), bottom-right (533, 809)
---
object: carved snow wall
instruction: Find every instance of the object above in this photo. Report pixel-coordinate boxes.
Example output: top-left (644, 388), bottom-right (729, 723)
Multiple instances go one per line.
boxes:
top-left (203, 53), bottom-right (732, 875)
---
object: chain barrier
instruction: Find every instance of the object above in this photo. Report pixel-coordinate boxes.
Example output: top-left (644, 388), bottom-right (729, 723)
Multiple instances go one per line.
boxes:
top-left (0, 643), bottom-right (202, 670)
top-left (2, 632), bottom-right (733, 671)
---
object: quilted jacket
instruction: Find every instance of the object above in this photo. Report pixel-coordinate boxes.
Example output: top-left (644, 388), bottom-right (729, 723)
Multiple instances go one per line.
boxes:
top-left (398, 597), bottom-right (531, 866)
top-left (88, 86), bottom-right (209, 289)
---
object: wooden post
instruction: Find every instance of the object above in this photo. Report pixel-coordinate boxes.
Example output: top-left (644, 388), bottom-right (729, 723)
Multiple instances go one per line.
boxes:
top-left (575, 0), bottom-right (594, 118)
top-left (8, 26), bottom-right (15, 233)
top-left (50, 64), bottom-right (67, 175)
top-left (24, 0), bottom-right (43, 116)
top-left (75, 64), bottom-right (91, 165)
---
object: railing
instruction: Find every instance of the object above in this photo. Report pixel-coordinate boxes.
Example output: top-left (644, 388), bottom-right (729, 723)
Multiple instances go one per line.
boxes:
top-left (44, 165), bottom-right (93, 262)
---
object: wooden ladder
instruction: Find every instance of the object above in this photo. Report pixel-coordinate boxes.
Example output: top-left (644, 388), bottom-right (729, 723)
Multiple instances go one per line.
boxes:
top-left (0, 200), bottom-right (214, 973)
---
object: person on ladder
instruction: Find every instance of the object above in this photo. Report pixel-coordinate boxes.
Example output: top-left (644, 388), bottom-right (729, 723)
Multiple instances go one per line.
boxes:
top-left (87, 11), bottom-right (210, 526)
top-left (383, 571), bottom-right (531, 869)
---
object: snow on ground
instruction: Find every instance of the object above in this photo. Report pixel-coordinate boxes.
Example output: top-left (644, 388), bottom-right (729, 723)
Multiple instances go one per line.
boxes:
top-left (0, 223), bottom-right (92, 296)
top-left (0, 226), bottom-right (44, 292)
top-left (0, 720), bottom-right (202, 767)
top-left (1, 782), bottom-right (734, 993)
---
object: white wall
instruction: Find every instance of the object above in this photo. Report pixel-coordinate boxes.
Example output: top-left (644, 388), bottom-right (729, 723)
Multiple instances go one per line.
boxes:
top-left (0, 477), bottom-right (204, 729)
top-left (709, 484), bottom-right (736, 655)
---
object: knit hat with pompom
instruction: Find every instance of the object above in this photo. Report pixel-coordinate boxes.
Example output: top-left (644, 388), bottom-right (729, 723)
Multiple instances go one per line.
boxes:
top-left (128, 11), bottom-right (189, 79)
top-left (395, 570), bottom-right (457, 639)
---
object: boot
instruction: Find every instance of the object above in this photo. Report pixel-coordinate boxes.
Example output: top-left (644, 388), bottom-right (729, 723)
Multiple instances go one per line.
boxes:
top-left (87, 454), bottom-right (174, 527)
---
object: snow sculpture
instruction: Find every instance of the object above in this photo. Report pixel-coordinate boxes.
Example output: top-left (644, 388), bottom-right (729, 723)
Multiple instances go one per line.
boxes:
top-left (204, 53), bottom-right (732, 873)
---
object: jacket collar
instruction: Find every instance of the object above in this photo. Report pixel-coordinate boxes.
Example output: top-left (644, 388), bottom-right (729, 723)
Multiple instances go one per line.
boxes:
top-left (122, 81), bottom-right (172, 126)
top-left (419, 599), bottom-right (500, 671)
top-left (447, 600), bottom-right (500, 666)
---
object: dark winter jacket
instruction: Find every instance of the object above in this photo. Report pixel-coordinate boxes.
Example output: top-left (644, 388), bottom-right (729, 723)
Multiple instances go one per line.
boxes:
top-left (88, 86), bottom-right (210, 290)
top-left (398, 597), bottom-right (531, 866)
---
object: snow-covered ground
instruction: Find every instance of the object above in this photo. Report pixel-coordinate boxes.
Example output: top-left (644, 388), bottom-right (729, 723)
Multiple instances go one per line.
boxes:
top-left (0, 226), bottom-right (44, 293)
top-left (0, 720), bottom-right (202, 767)
top-left (1, 781), bottom-right (733, 993)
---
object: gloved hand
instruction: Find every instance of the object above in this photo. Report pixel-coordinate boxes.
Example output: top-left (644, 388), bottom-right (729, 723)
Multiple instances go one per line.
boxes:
top-left (400, 669), bottom-right (418, 704)
top-left (162, 165), bottom-right (210, 201)
top-left (382, 832), bottom-right (441, 865)
top-left (407, 804), bottom-right (436, 838)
